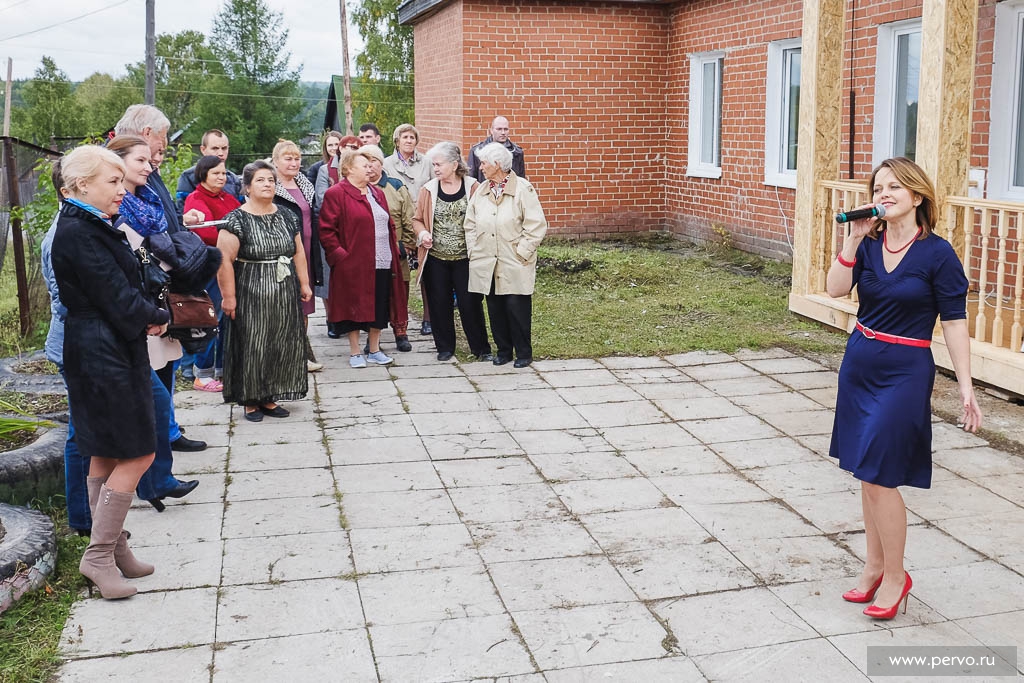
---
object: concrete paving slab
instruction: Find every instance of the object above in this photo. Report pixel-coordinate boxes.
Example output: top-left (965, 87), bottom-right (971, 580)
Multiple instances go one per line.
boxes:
top-left (655, 396), bottom-right (746, 421)
top-left (758, 409), bottom-right (836, 437)
top-left (57, 646), bottom-right (215, 683)
top-left (543, 656), bottom-right (705, 683)
top-left (221, 496), bottom-right (342, 538)
top-left (395, 376), bottom-right (477, 394)
top-left (683, 501), bottom-right (819, 542)
top-left (350, 523), bottom-right (479, 573)
top-left (534, 358), bottom-right (604, 371)
top-left (230, 418), bottom-right (323, 445)
top-left (693, 638), bottom-right (868, 683)
top-left (470, 372), bottom-right (549, 391)
top-left (216, 578), bottom-right (363, 641)
top-left (221, 531), bottom-right (353, 585)
top-left (330, 435), bottom-right (429, 465)
top-left (906, 561), bottom-right (1024, 619)
top-left (933, 509), bottom-right (1024, 560)
top-left (212, 630), bottom-right (377, 683)
top-left (710, 436), bottom-right (820, 469)
top-left (744, 460), bottom-right (859, 499)
top-left (621, 445), bottom-right (731, 477)
top-left (317, 394), bottom-right (407, 417)
top-left (227, 466), bottom-right (334, 501)
top-left (531, 450), bottom-right (638, 482)
top-left (664, 350), bottom-right (734, 366)
top-left (422, 431), bottom-right (525, 459)
top-left (371, 615), bottom-right (535, 682)
top-left (956, 611), bottom-right (1024, 671)
top-left (540, 369), bottom-right (620, 387)
top-left (726, 536), bottom-right (861, 584)
top-left (433, 456), bottom-right (544, 487)
top-left (768, 578), bottom-right (947, 637)
top-left (554, 477), bottom-right (670, 514)
top-left (680, 415), bottom-right (783, 444)
top-left (932, 446), bottom-right (1024, 479)
top-left (449, 483), bottom-right (567, 524)
top-left (60, 587), bottom-right (218, 657)
top-left (732, 347), bottom-right (795, 360)
top-left (343, 489), bottom-right (459, 528)
top-left (489, 555), bottom-right (635, 610)
top-left (403, 390), bottom-right (488, 413)
top-left (126, 501), bottom-right (224, 547)
top-left (128, 540), bottom-right (223, 592)
top-left (656, 587), bottom-right (816, 656)
top-left (411, 409), bottom-right (505, 436)
top-left (510, 428), bottom-right (608, 455)
top-left (773, 371), bottom-right (838, 390)
top-left (611, 367), bottom-right (692, 384)
top-left (360, 566), bottom-right (505, 625)
top-left (729, 390), bottom-right (823, 415)
top-left (599, 356), bottom-right (674, 369)
top-left (495, 406), bottom-right (589, 431)
top-left (931, 420), bottom-right (990, 449)
top-left (847, 524), bottom-right (986, 571)
top-left (612, 543), bottom-right (759, 600)
top-left (513, 602), bottom-right (670, 669)
top-left (580, 508), bottom-right (711, 553)
top-left (575, 400), bottom-right (671, 428)
top-left (601, 423), bottom-right (700, 450)
top-left (903, 478), bottom-right (1022, 520)
top-left (318, 379), bottom-right (397, 398)
top-left (653, 472), bottom-right (773, 506)
top-left (323, 413), bottom-right (417, 440)
top-left (387, 363), bottom-right (465, 378)
top-left (470, 518), bottom-right (601, 563)
top-left (683, 362), bottom-right (760, 382)
top-left (702, 374), bottom-right (791, 397)
top-left (176, 445), bottom-right (229, 475)
top-left (632, 381), bottom-right (716, 401)
top-left (743, 357), bottom-right (827, 374)
top-left (554, 384), bottom-right (643, 405)
top-left (801, 385), bottom-right (839, 407)
top-left (480, 387), bottom-right (568, 410)
top-left (335, 461), bottom-right (444, 493)
top-left (228, 442), bottom-right (330, 472)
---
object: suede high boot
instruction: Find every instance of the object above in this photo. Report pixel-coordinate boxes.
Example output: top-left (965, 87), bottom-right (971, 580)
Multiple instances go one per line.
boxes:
top-left (87, 476), bottom-right (154, 578)
top-left (79, 485), bottom-right (138, 599)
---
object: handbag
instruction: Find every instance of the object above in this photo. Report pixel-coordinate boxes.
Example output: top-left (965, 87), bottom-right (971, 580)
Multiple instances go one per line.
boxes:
top-left (135, 245), bottom-right (170, 306)
top-left (166, 291), bottom-right (217, 329)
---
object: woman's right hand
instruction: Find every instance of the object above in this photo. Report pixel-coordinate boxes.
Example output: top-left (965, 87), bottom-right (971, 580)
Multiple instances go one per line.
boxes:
top-left (222, 295), bottom-right (236, 320)
top-left (420, 233), bottom-right (433, 249)
top-left (843, 204), bottom-right (879, 241)
top-left (146, 323), bottom-right (167, 336)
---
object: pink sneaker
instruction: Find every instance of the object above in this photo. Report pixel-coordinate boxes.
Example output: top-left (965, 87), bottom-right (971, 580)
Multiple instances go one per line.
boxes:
top-left (193, 378), bottom-right (223, 392)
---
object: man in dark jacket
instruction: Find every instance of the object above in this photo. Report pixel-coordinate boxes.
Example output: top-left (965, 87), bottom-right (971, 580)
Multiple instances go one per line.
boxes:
top-left (467, 116), bottom-right (526, 182)
top-left (174, 129), bottom-right (243, 211)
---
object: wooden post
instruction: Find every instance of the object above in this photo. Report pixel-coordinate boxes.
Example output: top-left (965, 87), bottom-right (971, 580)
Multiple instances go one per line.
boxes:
top-left (915, 0), bottom-right (978, 255)
top-left (790, 0), bottom-right (846, 298)
top-left (145, 0), bottom-right (156, 105)
top-left (3, 59), bottom-right (11, 137)
top-left (2, 138), bottom-right (32, 336)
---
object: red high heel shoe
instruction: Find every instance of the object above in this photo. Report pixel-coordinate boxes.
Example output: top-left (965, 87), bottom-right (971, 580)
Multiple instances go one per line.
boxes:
top-left (843, 574), bottom-right (883, 603)
top-left (863, 572), bottom-right (912, 620)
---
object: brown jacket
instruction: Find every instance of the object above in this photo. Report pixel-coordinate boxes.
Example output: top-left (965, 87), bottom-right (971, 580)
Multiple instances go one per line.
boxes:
top-left (411, 176), bottom-right (479, 284)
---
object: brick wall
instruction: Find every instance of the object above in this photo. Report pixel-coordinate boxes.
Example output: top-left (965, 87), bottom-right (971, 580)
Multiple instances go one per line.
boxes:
top-left (411, 0), bottom-right (999, 259)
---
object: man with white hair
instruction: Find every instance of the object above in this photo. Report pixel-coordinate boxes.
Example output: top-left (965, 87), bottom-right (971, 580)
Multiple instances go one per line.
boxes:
top-left (113, 104), bottom-right (207, 453)
top-left (467, 116), bottom-right (525, 183)
top-left (113, 104), bottom-right (205, 232)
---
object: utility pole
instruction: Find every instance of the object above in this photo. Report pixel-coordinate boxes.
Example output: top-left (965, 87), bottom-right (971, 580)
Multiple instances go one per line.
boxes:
top-left (3, 58), bottom-right (12, 137)
top-left (145, 0), bottom-right (156, 105)
top-left (338, 0), bottom-right (354, 135)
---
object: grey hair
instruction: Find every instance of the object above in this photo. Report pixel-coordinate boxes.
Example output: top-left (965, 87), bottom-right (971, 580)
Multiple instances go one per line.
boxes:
top-left (114, 104), bottom-right (170, 136)
top-left (426, 141), bottom-right (468, 178)
top-left (360, 144), bottom-right (385, 163)
top-left (392, 123), bottom-right (419, 145)
top-left (476, 142), bottom-right (513, 172)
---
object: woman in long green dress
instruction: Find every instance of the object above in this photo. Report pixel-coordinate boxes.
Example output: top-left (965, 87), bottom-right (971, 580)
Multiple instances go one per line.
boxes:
top-left (217, 161), bottom-right (312, 422)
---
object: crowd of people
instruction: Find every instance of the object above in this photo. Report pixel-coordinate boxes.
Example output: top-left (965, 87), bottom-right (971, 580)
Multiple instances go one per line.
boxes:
top-left (41, 104), bottom-right (547, 598)
top-left (41, 100), bottom-right (983, 631)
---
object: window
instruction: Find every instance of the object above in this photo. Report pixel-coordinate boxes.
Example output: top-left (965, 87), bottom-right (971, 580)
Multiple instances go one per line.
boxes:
top-left (990, 0), bottom-right (1024, 200)
top-left (688, 52), bottom-right (724, 178)
top-left (765, 39), bottom-right (801, 188)
top-left (873, 20), bottom-right (921, 165)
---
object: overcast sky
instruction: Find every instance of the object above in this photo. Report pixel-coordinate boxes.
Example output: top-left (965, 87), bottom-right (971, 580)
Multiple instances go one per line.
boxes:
top-left (0, 0), bottom-right (365, 82)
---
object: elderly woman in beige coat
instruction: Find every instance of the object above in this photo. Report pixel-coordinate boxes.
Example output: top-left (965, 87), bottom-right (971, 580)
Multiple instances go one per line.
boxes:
top-left (464, 142), bottom-right (547, 368)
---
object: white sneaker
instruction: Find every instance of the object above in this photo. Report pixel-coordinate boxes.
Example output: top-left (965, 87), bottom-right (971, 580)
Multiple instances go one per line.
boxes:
top-left (366, 350), bottom-right (394, 366)
top-left (307, 360), bottom-right (324, 373)
top-left (349, 354), bottom-right (367, 369)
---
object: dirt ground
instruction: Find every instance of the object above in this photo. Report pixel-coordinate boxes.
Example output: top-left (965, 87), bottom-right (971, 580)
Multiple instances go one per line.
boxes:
top-left (802, 348), bottom-right (1024, 458)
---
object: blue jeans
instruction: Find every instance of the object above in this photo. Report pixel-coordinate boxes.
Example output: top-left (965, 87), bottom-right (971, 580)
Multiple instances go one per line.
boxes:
top-left (193, 279), bottom-right (223, 379)
top-left (59, 370), bottom-right (91, 532)
top-left (156, 361), bottom-right (183, 443)
top-left (136, 369), bottom-right (183, 500)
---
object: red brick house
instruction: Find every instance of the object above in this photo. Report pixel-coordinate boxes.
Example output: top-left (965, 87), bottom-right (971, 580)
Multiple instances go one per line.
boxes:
top-left (401, 0), bottom-right (1024, 394)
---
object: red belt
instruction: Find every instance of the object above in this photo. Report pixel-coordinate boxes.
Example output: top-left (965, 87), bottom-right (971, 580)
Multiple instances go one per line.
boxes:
top-left (855, 321), bottom-right (931, 348)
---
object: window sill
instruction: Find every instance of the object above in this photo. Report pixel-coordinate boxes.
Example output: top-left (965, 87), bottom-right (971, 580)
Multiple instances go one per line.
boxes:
top-left (763, 173), bottom-right (797, 189)
top-left (686, 166), bottom-right (723, 180)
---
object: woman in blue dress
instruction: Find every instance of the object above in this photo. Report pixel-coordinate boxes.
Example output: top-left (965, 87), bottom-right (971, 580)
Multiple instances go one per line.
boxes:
top-left (827, 157), bottom-right (982, 620)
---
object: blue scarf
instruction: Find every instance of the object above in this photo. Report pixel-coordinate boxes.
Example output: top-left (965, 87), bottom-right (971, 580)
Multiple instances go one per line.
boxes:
top-left (64, 197), bottom-right (112, 225)
top-left (118, 184), bottom-right (168, 237)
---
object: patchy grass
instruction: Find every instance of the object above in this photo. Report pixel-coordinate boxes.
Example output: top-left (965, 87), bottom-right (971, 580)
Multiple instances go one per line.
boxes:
top-left (0, 506), bottom-right (88, 683)
top-left (530, 235), bottom-right (843, 358)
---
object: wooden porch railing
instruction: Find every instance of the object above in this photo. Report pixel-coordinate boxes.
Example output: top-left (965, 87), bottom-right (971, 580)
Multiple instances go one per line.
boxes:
top-left (790, 180), bottom-right (1024, 395)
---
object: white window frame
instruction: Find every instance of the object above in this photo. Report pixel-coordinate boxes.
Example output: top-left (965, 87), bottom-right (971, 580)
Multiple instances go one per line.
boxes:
top-left (989, 0), bottom-right (1024, 201)
top-left (872, 18), bottom-right (922, 166)
top-left (765, 38), bottom-right (802, 188)
top-left (688, 51), bottom-right (725, 179)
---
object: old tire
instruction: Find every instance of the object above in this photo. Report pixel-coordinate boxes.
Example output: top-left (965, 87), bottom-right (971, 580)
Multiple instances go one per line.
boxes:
top-left (0, 503), bottom-right (57, 614)
top-left (0, 422), bottom-right (66, 506)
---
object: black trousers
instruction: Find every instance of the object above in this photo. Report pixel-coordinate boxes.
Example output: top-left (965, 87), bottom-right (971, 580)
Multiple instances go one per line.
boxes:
top-left (422, 257), bottom-right (491, 356)
top-left (486, 284), bottom-right (532, 361)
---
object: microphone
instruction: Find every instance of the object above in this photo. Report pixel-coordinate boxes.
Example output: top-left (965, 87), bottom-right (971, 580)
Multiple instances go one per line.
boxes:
top-left (835, 204), bottom-right (886, 224)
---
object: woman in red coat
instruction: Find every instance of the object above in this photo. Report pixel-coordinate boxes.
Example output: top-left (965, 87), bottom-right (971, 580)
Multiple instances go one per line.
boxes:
top-left (319, 148), bottom-right (407, 368)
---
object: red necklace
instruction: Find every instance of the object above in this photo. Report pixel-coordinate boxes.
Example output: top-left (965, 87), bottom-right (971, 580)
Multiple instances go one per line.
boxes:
top-left (883, 226), bottom-right (922, 254)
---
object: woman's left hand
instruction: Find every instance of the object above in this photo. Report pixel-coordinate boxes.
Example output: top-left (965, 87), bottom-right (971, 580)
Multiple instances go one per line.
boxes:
top-left (959, 385), bottom-right (983, 433)
top-left (146, 323), bottom-right (167, 336)
top-left (300, 284), bottom-right (313, 302)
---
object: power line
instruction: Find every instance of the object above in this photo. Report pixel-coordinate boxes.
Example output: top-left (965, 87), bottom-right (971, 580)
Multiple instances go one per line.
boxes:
top-left (0, 0), bottom-right (32, 14)
top-left (0, 0), bottom-right (132, 42)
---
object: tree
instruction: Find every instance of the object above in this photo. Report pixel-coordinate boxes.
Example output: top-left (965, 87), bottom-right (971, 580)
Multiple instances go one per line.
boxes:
top-left (350, 0), bottom-right (415, 150)
top-left (193, 0), bottom-right (305, 162)
top-left (12, 57), bottom-right (85, 143)
top-left (74, 72), bottom-right (137, 135)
